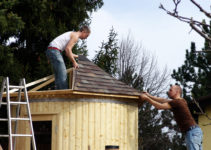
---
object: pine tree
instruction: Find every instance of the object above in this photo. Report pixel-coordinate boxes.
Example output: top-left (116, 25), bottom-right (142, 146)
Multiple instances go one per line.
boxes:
top-left (172, 41), bottom-right (211, 101)
top-left (93, 27), bottom-right (119, 76)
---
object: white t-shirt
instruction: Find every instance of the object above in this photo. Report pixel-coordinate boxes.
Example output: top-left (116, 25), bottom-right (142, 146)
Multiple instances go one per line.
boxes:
top-left (48, 31), bottom-right (72, 51)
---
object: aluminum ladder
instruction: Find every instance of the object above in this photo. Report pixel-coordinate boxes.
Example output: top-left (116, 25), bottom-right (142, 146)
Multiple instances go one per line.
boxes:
top-left (0, 77), bottom-right (36, 150)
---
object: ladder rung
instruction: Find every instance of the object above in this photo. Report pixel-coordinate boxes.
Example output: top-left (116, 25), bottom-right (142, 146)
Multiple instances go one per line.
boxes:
top-left (11, 118), bottom-right (30, 121)
top-left (12, 134), bottom-right (32, 137)
top-left (8, 85), bottom-right (24, 89)
top-left (0, 135), bottom-right (9, 137)
top-left (10, 102), bottom-right (28, 105)
top-left (0, 118), bottom-right (30, 121)
top-left (0, 102), bottom-right (28, 105)
top-left (0, 118), bottom-right (8, 121)
top-left (0, 134), bottom-right (33, 137)
top-left (0, 102), bottom-right (7, 105)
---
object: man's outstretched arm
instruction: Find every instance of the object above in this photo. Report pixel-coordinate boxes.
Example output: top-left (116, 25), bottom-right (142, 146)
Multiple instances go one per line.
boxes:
top-left (139, 94), bottom-right (171, 110)
top-left (143, 92), bottom-right (170, 103)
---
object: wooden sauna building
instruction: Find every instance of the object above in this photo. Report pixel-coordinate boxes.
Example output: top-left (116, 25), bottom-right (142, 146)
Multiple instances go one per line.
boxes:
top-left (4, 56), bottom-right (141, 150)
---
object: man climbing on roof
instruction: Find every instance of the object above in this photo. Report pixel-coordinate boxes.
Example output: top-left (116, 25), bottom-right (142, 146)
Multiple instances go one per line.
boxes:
top-left (46, 26), bottom-right (91, 90)
top-left (139, 85), bottom-right (203, 150)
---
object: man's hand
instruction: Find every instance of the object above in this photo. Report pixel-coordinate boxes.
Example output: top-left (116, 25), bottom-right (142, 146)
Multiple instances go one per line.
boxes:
top-left (141, 91), bottom-right (150, 97)
top-left (140, 93), bottom-right (172, 110)
top-left (138, 93), bottom-right (147, 107)
top-left (139, 93), bottom-right (148, 101)
top-left (73, 62), bottom-right (79, 69)
top-left (73, 54), bottom-right (78, 58)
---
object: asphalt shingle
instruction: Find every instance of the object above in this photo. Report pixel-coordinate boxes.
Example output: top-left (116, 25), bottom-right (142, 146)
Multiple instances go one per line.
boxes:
top-left (73, 55), bottom-right (140, 96)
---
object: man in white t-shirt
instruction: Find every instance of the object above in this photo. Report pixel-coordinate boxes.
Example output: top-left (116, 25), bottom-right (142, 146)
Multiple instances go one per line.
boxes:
top-left (46, 26), bottom-right (90, 89)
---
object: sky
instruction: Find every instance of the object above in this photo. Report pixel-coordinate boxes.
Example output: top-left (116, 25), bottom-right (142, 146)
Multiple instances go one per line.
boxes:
top-left (86, 0), bottom-right (210, 72)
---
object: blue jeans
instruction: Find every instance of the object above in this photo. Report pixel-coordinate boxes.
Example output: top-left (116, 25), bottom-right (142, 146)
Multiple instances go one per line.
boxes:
top-left (46, 49), bottom-right (68, 89)
top-left (185, 126), bottom-right (203, 150)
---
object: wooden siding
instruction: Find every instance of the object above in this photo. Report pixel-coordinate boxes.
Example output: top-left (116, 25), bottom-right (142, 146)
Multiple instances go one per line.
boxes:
top-left (198, 105), bottom-right (211, 150)
top-left (16, 97), bottom-right (138, 150)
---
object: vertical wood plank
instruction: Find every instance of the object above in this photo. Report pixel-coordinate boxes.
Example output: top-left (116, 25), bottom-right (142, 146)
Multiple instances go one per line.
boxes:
top-left (124, 104), bottom-right (128, 150)
top-left (115, 103), bottom-right (120, 145)
top-left (52, 115), bottom-right (57, 150)
top-left (135, 105), bottom-right (138, 150)
top-left (43, 102), bottom-right (49, 112)
top-left (82, 102), bottom-right (88, 150)
top-left (62, 102), bottom-right (70, 149)
top-left (111, 103), bottom-right (115, 144)
top-left (88, 102), bottom-right (95, 150)
top-left (95, 102), bottom-right (100, 149)
top-left (69, 101), bottom-right (76, 150)
top-left (105, 102), bottom-right (112, 145)
top-left (119, 104), bottom-right (125, 150)
top-left (100, 102), bottom-right (106, 149)
top-left (127, 104), bottom-right (136, 150)
top-left (57, 104), bottom-right (63, 150)
top-left (75, 102), bottom-right (82, 150)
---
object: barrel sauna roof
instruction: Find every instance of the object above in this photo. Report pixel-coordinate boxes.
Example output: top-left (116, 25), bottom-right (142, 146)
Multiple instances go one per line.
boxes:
top-left (73, 55), bottom-right (140, 96)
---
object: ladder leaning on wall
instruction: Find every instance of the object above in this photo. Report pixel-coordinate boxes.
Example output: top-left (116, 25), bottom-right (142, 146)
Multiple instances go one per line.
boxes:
top-left (0, 77), bottom-right (37, 150)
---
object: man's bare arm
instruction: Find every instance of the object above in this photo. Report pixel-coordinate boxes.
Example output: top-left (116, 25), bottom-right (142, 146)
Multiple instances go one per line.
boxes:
top-left (143, 92), bottom-right (170, 103)
top-left (65, 34), bottom-right (79, 68)
top-left (140, 94), bottom-right (172, 110)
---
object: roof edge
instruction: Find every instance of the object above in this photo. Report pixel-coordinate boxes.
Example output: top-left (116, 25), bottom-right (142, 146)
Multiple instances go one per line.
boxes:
top-left (4, 89), bottom-right (139, 100)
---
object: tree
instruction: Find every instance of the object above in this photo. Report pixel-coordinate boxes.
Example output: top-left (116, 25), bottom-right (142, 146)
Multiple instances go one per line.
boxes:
top-left (118, 32), bottom-right (144, 90)
top-left (160, 0), bottom-right (211, 50)
top-left (93, 27), bottom-right (119, 76)
top-left (171, 14), bottom-right (211, 102)
top-left (118, 33), bottom-right (170, 95)
top-left (0, 0), bottom-right (103, 84)
top-left (172, 41), bottom-right (211, 101)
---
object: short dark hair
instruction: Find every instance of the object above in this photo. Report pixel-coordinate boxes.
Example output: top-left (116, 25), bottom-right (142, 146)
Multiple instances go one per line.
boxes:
top-left (79, 25), bottom-right (90, 33)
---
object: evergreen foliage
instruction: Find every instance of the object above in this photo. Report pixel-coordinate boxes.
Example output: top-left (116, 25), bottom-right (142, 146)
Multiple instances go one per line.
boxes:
top-left (172, 21), bottom-right (211, 102)
top-left (93, 27), bottom-right (119, 76)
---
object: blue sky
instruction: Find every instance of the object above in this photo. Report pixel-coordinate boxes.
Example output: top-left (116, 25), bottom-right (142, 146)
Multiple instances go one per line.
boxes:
top-left (86, 0), bottom-right (210, 71)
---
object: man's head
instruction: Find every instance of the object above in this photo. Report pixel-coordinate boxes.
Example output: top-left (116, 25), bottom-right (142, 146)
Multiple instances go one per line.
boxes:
top-left (167, 85), bottom-right (182, 99)
top-left (79, 25), bottom-right (91, 39)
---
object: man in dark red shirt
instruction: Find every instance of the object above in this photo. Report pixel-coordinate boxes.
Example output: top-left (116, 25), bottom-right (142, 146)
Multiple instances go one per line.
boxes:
top-left (139, 85), bottom-right (203, 150)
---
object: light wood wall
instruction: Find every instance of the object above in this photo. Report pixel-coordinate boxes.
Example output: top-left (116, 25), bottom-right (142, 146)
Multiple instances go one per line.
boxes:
top-left (198, 105), bottom-right (211, 150)
top-left (16, 97), bottom-right (138, 150)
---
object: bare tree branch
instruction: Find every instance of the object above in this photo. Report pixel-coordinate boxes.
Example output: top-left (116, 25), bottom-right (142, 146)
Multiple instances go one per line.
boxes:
top-left (190, 22), bottom-right (211, 42)
top-left (190, 0), bottom-right (211, 18)
top-left (118, 32), bottom-right (171, 96)
top-left (160, 0), bottom-right (211, 47)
